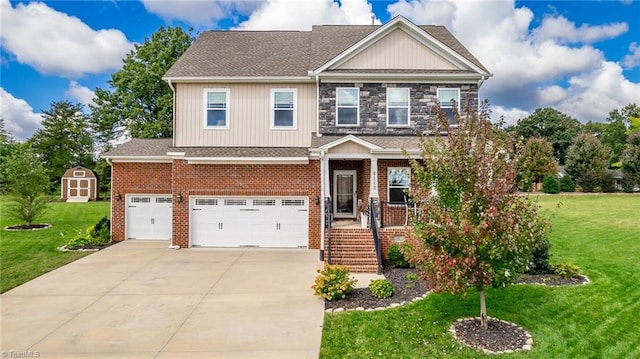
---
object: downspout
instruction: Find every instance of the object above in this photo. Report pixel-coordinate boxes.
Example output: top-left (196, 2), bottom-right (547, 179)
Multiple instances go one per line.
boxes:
top-left (315, 74), bottom-right (321, 137)
top-left (477, 75), bottom-right (487, 89)
top-left (166, 78), bottom-right (180, 250)
top-left (319, 150), bottom-right (326, 261)
top-left (105, 157), bottom-right (114, 242)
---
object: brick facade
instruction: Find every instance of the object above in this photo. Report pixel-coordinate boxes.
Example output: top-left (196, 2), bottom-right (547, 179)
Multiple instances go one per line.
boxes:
top-left (110, 162), bottom-right (173, 241)
top-left (111, 160), bottom-right (321, 249)
top-left (319, 82), bottom-right (479, 135)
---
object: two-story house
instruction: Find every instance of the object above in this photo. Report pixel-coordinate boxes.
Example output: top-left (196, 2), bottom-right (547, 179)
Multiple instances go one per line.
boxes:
top-left (104, 16), bottom-right (491, 272)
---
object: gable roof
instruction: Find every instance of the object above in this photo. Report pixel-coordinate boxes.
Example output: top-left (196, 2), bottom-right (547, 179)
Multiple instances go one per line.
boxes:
top-left (164, 16), bottom-right (489, 80)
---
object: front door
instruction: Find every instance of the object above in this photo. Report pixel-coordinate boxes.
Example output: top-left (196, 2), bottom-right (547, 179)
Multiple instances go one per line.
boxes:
top-left (333, 170), bottom-right (356, 218)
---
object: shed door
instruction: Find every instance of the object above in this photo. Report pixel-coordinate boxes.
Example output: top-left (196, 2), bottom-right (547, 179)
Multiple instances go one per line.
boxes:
top-left (68, 179), bottom-right (91, 197)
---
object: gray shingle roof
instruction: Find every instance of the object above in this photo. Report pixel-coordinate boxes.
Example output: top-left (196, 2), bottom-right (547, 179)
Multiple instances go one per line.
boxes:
top-left (164, 21), bottom-right (488, 78)
top-left (103, 138), bottom-right (173, 157)
top-left (310, 134), bottom-right (423, 150)
top-left (171, 147), bottom-right (309, 158)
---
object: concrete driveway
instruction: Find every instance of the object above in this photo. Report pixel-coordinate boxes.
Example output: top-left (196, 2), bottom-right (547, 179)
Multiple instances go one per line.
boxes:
top-left (1, 241), bottom-right (325, 358)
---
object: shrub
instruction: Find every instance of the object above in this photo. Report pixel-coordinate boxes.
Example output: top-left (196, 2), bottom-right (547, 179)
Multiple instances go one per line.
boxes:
top-left (542, 176), bottom-right (560, 194)
top-left (369, 279), bottom-right (395, 299)
top-left (66, 236), bottom-right (90, 249)
top-left (405, 271), bottom-right (419, 289)
top-left (312, 264), bottom-right (357, 301)
top-left (387, 243), bottom-right (410, 268)
top-left (552, 262), bottom-right (583, 278)
top-left (526, 239), bottom-right (553, 274)
top-left (621, 172), bottom-right (637, 193)
top-left (600, 172), bottom-right (616, 193)
top-left (89, 216), bottom-right (111, 245)
top-left (559, 176), bottom-right (575, 192)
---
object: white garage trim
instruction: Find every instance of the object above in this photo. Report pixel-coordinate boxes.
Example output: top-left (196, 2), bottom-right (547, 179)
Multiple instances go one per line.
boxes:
top-left (125, 194), bottom-right (172, 240)
top-left (190, 196), bottom-right (308, 248)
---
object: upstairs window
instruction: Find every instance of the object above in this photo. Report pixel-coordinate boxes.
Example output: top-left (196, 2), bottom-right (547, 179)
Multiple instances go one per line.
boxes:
top-left (387, 88), bottom-right (410, 126)
top-left (336, 87), bottom-right (359, 126)
top-left (437, 88), bottom-right (460, 124)
top-left (388, 167), bottom-right (411, 203)
top-left (204, 89), bottom-right (229, 128)
top-left (271, 89), bottom-right (296, 129)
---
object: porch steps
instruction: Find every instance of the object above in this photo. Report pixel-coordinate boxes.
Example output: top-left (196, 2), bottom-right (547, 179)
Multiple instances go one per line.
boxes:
top-left (324, 228), bottom-right (379, 273)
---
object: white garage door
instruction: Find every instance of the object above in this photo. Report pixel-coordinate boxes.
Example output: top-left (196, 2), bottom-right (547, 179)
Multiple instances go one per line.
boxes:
top-left (190, 197), bottom-right (308, 248)
top-left (126, 195), bottom-right (172, 240)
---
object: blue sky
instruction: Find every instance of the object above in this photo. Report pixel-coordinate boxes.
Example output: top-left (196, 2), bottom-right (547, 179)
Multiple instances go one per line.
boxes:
top-left (1, 0), bottom-right (639, 141)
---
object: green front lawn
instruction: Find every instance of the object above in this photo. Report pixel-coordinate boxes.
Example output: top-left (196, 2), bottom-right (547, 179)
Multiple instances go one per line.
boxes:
top-left (0, 199), bottom-right (110, 293)
top-left (320, 194), bottom-right (640, 358)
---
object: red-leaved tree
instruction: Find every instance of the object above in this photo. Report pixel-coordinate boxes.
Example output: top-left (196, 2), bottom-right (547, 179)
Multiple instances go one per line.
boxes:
top-left (405, 100), bottom-right (551, 330)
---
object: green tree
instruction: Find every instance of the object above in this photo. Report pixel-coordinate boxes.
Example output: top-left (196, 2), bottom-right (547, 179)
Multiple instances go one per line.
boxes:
top-left (621, 132), bottom-right (640, 185)
top-left (517, 137), bottom-right (557, 191)
top-left (0, 117), bottom-right (18, 193)
top-left (565, 133), bottom-right (611, 192)
top-left (90, 26), bottom-right (194, 147)
top-left (4, 145), bottom-right (50, 225)
top-left (405, 101), bottom-right (551, 330)
top-left (28, 101), bottom-right (95, 190)
top-left (513, 108), bottom-right (581, 165)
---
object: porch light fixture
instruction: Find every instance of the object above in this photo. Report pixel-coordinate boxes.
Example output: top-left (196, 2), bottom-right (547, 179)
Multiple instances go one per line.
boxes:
top-left (115, 193), bottom-right (122, 202)
top-left (176, 193), bottom-right (183, 204)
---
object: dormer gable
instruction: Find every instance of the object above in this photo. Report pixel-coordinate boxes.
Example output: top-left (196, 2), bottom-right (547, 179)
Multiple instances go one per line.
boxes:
top-left (311, 16), bottom-right (490, 77)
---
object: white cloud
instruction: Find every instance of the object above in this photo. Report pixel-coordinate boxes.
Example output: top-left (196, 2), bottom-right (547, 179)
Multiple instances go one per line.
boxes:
top-left (0, 0), bottom-right (134, 78)
top-left (557, 61), bottom-right (640, 122)
top-left (0, 88), bottom-right (43, 141)
top-left (66, 81), bottom-right (95, 107)
top-left (236, 0), bottom-right (380, 30)
top-left (533, 16), bottom-right (628, 44)
top-left (491, 105), bottom-right (530, 127)
top-left (537, 85), bottom-right (567, 106)
top-left (388, 0), bottom-right (636, 123)
top-left (140, 0), bottom-right (262, 28)
top-left (622, 42), bottom-right (640, 69)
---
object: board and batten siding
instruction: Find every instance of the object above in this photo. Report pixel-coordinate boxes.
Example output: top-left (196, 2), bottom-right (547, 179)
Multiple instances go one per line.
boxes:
top-left (335, 28), bottom-right (458, 70)
top-left (174, 83), bottom-right (316, 147)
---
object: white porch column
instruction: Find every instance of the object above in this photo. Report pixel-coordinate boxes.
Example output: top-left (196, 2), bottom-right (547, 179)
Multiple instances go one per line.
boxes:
top-left (369, 156), bottom-right (379, 199)
top-left (320, 152), bottom-right (329, 252)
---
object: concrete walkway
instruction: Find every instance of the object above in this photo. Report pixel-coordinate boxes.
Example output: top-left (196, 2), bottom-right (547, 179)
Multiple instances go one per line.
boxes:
top-left (1, 241), bottom-right (325, 358)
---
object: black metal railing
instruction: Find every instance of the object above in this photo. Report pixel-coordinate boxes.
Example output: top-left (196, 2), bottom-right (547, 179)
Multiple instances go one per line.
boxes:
top-left (324, 197), bottom-right (333, 264)
top-left (370, 197), bottom-right (383, 274)
top-left (379, 200), bottom-right (418, 228)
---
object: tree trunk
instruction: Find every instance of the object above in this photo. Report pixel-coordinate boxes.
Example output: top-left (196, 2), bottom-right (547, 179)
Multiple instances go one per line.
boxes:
top-left (479, 289), bottom-right (488, 330)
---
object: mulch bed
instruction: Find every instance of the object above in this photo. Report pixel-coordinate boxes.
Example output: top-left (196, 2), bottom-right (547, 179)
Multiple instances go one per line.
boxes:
top-left (325, 267), bottom-right (587, 353)
top-left (4, 223), bottom-right (51, 231)
top-left (517, 273), bottom-right (589, 286)
top-left (325, 267), bottom-right (428, 311)
top-left (60, 242), bottom-right (116, 252)
top-left (450, 317), bottom-right (532, 354)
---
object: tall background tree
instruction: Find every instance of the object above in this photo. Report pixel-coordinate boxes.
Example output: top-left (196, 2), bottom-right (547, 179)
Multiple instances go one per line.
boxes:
top-left (28, 101), bottom-right (95, 191)
top-left (4, 145), bottom-right (50, 226)
top-left (406, 101), bottom-right (551, 331)
top-left (621, 132), bottom-right (640, 186)
top-left (517, 137), bottom-right (557, 191)
top-left (511, 108), bottom-right (581, 165)
top-left (90, 26), bottom-right (194, 147)
top-left (0, 116), bottom-right (18, 193)
top-left (565, 133), bottom-right (611, 192)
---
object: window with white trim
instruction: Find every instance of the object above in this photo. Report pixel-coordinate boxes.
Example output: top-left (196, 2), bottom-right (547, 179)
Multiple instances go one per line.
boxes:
top-left (271, 89), bottom-right (296, 129)
top-left (387, 88), bottom-right (410, 126)
top-left (388, 167), bottom-right (410, 203)
top-left (204, 89), bottom-right (229, 128)
top-left (437, 88), bottom-right (460, 124)
top-left (336, 87), bottom-right (359, 126)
